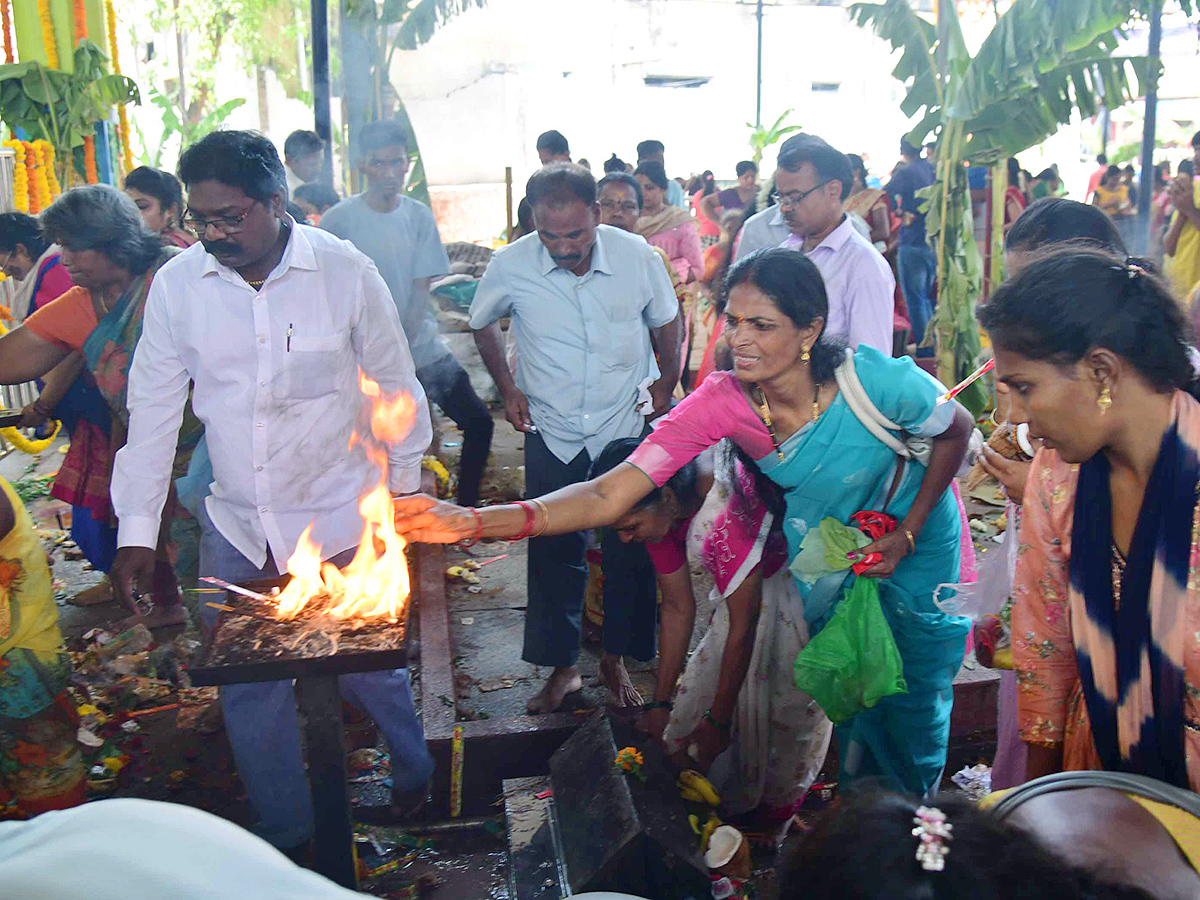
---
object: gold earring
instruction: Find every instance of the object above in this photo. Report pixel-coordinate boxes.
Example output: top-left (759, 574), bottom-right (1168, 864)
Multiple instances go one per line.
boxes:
top-left (801, 346), bottom-right (811, 363)
top-left (1097, 385), bottom-right (1113, 416)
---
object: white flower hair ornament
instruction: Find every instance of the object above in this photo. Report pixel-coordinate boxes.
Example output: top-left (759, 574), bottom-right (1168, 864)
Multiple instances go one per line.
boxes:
top-left (912, 805), bottom-right (953, 872)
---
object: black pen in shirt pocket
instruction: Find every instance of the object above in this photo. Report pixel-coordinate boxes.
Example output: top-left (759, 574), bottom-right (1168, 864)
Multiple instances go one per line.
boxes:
top-left (287, 323), bottom-right (293, 352)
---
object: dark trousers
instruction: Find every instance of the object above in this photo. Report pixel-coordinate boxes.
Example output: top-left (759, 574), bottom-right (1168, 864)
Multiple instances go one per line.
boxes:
top-left (898, 244), bottom-right (937, 358)
top-left (417, 354), bottom-right (494, 508)
top-left (523, 431), bottom-right (657, 668)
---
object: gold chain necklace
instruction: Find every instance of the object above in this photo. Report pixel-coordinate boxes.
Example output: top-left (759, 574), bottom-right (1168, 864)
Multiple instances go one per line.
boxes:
top-left (753, 383), bottom-right (821, 461)
top-left (245, 277), bottom-right (266, 288)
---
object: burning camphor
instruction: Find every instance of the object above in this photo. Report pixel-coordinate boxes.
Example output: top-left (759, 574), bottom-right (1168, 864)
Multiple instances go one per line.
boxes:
top-left (272, 373), bottom-right (418, 624)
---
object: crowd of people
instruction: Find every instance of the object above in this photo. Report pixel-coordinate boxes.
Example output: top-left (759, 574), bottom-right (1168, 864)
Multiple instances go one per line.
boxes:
top-left (2, 114), bottom-right (1200, 900)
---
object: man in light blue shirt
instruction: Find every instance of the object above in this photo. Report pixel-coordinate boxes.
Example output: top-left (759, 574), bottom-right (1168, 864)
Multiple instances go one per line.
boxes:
top-left (321, 121), bottom-right (493, 507)
top-left (637, 139), bottom-right (688, 209)
top-left (470, 164), bottom-right (682, 714)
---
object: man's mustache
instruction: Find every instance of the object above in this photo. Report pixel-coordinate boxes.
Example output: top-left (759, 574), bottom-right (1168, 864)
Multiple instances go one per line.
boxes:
top-left (202, 240), bottom-right (240, 256)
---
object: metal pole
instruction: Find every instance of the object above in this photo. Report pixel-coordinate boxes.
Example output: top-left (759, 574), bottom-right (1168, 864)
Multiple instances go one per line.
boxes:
top-left (505, 166), bottom-right (514, 241)
top-left (311, 0), bottom-right (334, 186)
top-left (1135, 1), bottom-right (1163, 257)
top-left (755, 0), bottom-right (763, 128)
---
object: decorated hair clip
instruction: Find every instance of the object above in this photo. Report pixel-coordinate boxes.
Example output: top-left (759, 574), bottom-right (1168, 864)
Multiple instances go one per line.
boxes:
top-left (1118, 259), bottom-right (1147, 280)
top-left (912, 805), bottom-right (953, 872)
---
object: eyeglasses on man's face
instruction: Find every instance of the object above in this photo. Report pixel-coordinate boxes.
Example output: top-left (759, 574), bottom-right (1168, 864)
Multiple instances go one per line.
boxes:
top-left (770, 180), bottom-right (832, 209)
top-left (598, 200), bottom-right (639, 214)
top-left (183, 203), bottom-right (258, 234)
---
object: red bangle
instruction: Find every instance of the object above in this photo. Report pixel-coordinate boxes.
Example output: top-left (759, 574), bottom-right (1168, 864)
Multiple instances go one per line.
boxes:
top-left (514, 501), bottom-right (536, 540)
top-left (459, 507), bottom-right (482, 547)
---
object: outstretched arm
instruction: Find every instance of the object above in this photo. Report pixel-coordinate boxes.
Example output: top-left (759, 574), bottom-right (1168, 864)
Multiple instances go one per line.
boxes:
top-left (0, 326), bottom-right (71, 385)
top-left (393, 460), bottom-right (657, 543)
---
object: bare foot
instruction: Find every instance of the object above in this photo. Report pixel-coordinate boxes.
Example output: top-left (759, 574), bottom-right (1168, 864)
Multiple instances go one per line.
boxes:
top-left (119, 604), bottom-right (189, 630)
top-left (526, 666), bottom-right (583, 714)
top-left (600, 654), bottom-right (643, 708)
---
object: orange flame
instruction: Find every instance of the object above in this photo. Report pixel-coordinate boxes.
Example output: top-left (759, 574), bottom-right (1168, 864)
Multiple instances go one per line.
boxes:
top-left (273, 374), bottom-right (418, 623)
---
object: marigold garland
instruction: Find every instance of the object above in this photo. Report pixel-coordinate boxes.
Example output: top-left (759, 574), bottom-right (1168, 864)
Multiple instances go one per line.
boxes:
top-left (38, 0), bottom-right (59, 70)
top-left (33, 140), bottom-right (60, 200)
top-left (105, 0), bottom-right (134, 175)
top-left (71, 0), bottom-right (87, 45)
top-left (23, 144), bottom-right (41, 214)
top-left (0, 320), bottom-right (62, 455)
top-left (82, 135), bottom-right (98, 184)
top-left (1, 0), bottom-right (14, 64)
top-left (27, 141), bottom-right (52, 210)
top-left (4, 140), bottom-right (28, 213)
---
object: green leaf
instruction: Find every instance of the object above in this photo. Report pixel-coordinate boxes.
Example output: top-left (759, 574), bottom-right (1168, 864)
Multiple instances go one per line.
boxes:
top-left (393, 0), bottom-right (486, 51)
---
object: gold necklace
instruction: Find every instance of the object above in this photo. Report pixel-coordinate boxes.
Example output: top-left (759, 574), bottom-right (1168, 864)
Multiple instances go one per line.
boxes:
top-left (753, 383), bottom-right (822, 461)
top-left (245, 277), bottom-right (266, 288)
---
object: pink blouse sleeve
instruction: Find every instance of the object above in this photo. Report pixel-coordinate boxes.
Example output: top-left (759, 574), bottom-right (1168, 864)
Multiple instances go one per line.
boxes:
top-left (1013, 452), bottom-right (1080, 748)
top-left (671, 222), bottom-right (704, 282)
top-left (646, 519), bottom-right (689, 575)
top-left (626, 372), bottom-right (774, 486)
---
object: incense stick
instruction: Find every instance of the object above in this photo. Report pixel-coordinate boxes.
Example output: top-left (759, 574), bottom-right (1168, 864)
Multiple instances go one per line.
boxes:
top-left (204, 602), bottom-right (280, 624)
top-left (937, 358), bottom-right (995, 405)
top-left (199, 576), bottom-right (274, 603)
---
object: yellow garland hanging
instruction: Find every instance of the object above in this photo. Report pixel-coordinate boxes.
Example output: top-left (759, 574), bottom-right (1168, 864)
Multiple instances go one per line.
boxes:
top-left (27, 141), bottom-right (52, 211)
top-left (82, 135), bottom-right (98, 184)
top-left (4, 139), bottom-right (29, 213)
top-left (34, 141), bottom-right (61, 199)
top-left (23, 145), bottom-right (40, 214)
top-left (0, 320), bottom-right (62, 455)
top-left (106, 1), bottom-right (134, 175)
top-left (38, 0), bottom-right (59, 70)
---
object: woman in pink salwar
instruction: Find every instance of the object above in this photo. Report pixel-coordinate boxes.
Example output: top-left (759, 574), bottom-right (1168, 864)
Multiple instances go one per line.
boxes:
top-left (634, 161), bottom-right (703, 283)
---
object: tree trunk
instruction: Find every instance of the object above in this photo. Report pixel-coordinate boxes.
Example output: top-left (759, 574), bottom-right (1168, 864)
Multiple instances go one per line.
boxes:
top-left (256, 66), bottom-right (270, 134)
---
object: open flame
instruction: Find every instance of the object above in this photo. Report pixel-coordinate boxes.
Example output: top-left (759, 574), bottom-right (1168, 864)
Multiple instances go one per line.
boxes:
top-left (273, 373), bottom-right (418, 624)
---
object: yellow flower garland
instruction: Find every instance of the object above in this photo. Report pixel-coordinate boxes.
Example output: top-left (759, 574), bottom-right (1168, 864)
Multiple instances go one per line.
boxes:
top-left (34, 140), bottom-right (61, 199)
top-left (38, 0), bottom-right (59, 70)
top-left (27, 141), bottom-right (52, 210)
top-left (106, 1), bottom-right (134, 175)
top-left (3, 139), bottom-right (28, 213)
top-left (0, 321), bottom-right (61, 455)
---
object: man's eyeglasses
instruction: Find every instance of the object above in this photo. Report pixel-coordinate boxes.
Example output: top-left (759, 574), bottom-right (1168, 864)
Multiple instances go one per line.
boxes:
top-left (770, 180), bottom-right (832, 209)
top-left (183, 204), bottom-right (257, 234)
top-left (599, 200), bottom-right (640, 214)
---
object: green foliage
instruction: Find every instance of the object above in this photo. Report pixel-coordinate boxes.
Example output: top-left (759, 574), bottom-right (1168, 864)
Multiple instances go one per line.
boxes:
top-left (849, 0), bottom-right (1153, 414)
top-left (0, 42), bottom-right (139, 180)
top-left (139, 85), bottom-right (246, 168)
top-left (746, 109), bottom-right (802, 166)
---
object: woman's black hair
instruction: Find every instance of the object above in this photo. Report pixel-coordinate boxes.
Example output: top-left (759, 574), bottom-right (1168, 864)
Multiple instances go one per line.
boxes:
top-left (774, 791), bottom-right (1158, 900)
top-left (597, 172), bottom-right (643, 210)
top-left (719, 248), bottom-right (845, 522)
top-left (603, 154), bottom-right (628, 174)
top-left (587, 437), bottom-right (700, 512)
top-left (735, 160), bottom-right (757, 178)
top-left (1007, 156), bottom-right (1021, 186)
top-left (979, 247), bottom-right (1199, 401)
top-left (846, 153), bottom-right (868, 188)
top-left (1104, 164), bottom-right (1122, 183)
top-left (177, 129), bottom-right (287, 202)
top-left (1005, 198), bottom-right (1125, 255)
top-left (0, 212), bottom-right (48, 258)
top-left (123, 166), bottom-right (185, 226)
top-left (40, 185), bottom-right (162, 275)
top-left (633, 160), bottom-right (669, 191)
top-left (515, 197), bottom-right (534, 234)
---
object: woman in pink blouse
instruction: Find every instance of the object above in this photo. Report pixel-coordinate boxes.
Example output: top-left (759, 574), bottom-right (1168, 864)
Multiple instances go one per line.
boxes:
top-left (634, 161), bottom-right (703, 283)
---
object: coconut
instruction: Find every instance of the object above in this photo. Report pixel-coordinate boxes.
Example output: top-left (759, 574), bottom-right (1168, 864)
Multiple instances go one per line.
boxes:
top-left (705, 825), bottom-right (748, 873)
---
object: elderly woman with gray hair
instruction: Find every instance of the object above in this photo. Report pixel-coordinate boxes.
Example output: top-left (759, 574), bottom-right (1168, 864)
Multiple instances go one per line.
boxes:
top-left (0, 185), bottom-right (203, 627)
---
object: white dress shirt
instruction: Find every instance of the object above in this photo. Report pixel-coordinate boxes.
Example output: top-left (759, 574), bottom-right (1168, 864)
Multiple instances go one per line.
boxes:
top-left (111, 222), bottom-right (433, 570)
top-left (469, 225), bottom-right (679, 464)
top-left (781, 215), bottom-right (895, 354)
top-left (732, 204), bottom-right (790, 262)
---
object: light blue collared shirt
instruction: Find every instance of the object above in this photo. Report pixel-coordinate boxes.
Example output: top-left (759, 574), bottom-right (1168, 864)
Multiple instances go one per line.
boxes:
top-left (470, 225), bottom-right (680, 464)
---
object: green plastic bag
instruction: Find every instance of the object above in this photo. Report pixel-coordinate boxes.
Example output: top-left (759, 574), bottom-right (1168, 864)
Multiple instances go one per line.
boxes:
top-left (793, 576), bottom-right (908, 724)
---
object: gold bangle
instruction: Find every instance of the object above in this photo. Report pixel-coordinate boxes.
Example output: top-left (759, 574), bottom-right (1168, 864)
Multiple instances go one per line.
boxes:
top-left (904, 529), bottom-right (916, 555)
top-left (530, 498), bottom-right (549, 537)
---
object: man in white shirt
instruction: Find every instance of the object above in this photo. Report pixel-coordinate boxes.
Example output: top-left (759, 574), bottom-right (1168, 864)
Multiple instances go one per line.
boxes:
top-left (774, 134), bottom-right (894, 354)
top-left (470, 164), bottom-right (682, 714)
top-left (109, 131), bottom-right (435, 854)
top-left (321, 121), bottom-right (493, 508)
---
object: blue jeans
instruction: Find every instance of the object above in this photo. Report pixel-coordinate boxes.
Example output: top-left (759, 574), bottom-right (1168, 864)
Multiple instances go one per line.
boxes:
top-left (898, 244), bottom-right (937, 357)
top-left (197, 504), bottom-right (434, 848)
